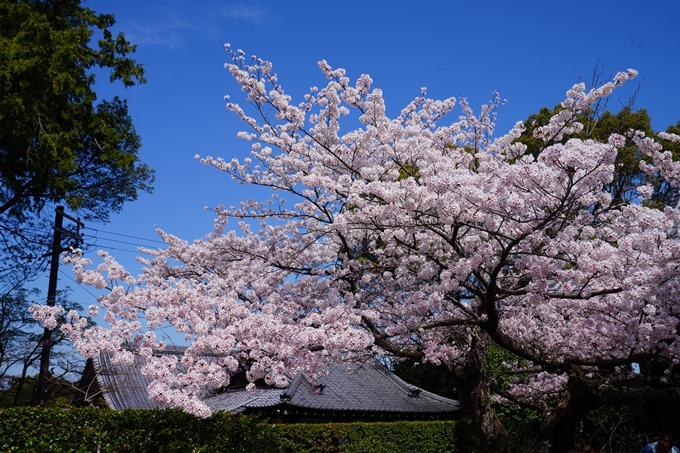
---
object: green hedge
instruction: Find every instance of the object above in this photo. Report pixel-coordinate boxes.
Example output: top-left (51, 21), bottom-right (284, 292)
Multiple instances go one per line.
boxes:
top-left (276, 419), bottom-right (478, 453)
top-left (0, 407), bottom-right (278, 453)
top-left (0, 407), bottom-right (478, 453)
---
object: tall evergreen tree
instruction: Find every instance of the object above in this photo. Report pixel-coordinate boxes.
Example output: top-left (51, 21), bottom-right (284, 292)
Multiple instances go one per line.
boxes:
top-left (0, 0), bottom-right (154, 283)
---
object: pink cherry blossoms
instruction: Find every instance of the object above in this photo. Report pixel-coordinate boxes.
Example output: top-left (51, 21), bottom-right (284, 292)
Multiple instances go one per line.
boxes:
top-left (32, 45), bottom-right (680, 424)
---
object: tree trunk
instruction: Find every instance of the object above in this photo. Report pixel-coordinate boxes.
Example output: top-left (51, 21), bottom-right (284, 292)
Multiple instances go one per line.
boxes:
top-left (454, 329), bottom-right (510, 453)
top-left (525, 376), bottom-right (599, 453)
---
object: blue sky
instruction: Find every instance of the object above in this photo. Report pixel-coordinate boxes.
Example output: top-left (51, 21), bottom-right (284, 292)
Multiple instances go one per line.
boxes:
top-left (54, 0), bottom-right (680, 307)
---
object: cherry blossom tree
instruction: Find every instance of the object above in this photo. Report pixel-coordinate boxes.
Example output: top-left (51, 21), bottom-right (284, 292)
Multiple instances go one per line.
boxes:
top-left (32, 46), bottom-right (680, 453)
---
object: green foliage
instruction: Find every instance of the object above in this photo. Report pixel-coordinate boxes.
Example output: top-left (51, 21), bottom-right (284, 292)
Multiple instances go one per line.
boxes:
top-left (0, 374), bottom-right (82, 408)
top-left (277, 419), bottom-right (478, 453)
top-left (0, 407), bottom-right (279, 453)
top-left (514, 105), bottom-right (680, 209)
top-left (493, 403), bottom-right (542, 452)
top-left (0, 0), bottom-right (154, 223)
top-left (396, 163), bottom-right (421, 182)
top-left (0, 407), bottom-right (479, 453)
top-left (392, 346), bottom-right (543, 451)
top-left (484, 343), bottom-right (544, 451)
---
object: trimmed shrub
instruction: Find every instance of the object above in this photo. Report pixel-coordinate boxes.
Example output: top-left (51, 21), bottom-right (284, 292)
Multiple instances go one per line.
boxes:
top-left (0, 407), bottom-right (278, 453)
top-left (276, 419), bottom-right (478, 453)
top-left (0, 407), bottom-right (478, 453)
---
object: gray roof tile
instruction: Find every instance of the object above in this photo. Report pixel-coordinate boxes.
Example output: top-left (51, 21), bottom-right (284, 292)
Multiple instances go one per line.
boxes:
top-left (93, 347), bottom-right (461, 416)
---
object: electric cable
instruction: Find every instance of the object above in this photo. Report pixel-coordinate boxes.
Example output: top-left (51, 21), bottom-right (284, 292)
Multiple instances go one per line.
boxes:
top-left (58, 269), bottom-right (101, 300)
top-left (80, 242), bottom-right (154, 254)
top-left (82, 226), bottom-right (166, 244)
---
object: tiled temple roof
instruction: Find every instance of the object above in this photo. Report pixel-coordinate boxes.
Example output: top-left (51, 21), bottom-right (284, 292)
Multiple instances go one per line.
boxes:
top-left (205, 361), bottom-right (461, 415)
top-left (88, 346), bottom-right (461, 419)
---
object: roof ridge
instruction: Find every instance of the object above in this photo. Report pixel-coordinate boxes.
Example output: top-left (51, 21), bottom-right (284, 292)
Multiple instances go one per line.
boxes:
top-left (280, 372), bottom-right (305, 401)
top-left (415, 387), bottom-right (460, 404)
top-left (371, 361), bottom-right (422, 397)
top-left (373, 362), bottom-right (460, 406)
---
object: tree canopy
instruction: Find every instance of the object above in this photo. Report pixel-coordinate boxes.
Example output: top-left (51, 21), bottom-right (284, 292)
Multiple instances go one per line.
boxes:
top-left (34, 48), bottom-right (680, 453)
top-left (0, 0), bottom-right (154, 281)
top-left (516, 104), bottom-right (680, 210)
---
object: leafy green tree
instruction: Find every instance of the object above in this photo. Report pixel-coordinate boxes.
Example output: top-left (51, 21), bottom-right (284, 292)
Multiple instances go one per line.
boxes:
top-left (0, 0), bottom-right (154, 402)
top-left (515, 105), bottom-right (680, 210)
top-left (0, 0), bottom-right (154, 282)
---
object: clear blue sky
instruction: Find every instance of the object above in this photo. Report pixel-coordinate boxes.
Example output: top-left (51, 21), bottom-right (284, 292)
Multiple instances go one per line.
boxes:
top-left (53, 0), bottom-right (680, 308)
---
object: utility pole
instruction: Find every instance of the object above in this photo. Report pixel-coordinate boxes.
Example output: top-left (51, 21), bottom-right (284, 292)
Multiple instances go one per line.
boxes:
top-left (36, 206), bottom-right (83, 406)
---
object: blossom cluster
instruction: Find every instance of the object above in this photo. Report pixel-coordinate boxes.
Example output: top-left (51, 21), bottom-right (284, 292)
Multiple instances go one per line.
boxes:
top-left (32, 47), bottom-right (680, 416)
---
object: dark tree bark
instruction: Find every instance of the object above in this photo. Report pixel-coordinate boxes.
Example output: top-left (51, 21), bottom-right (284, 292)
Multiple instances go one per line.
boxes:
top-left (525, 371), bottom-right (606, 453)
top-left (453, 329), bottom-right (510, 453)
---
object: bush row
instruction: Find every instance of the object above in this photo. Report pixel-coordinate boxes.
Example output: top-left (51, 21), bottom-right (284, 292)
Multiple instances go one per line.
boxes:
top-left (0, 407), bottom-right (478, 453)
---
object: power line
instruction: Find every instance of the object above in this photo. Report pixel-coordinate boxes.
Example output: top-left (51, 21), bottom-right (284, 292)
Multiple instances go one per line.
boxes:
top-left (81, 234), bottom-right (163, 248)
top-left (82, 226), bottom-right (166, 244)
top-left (80, 242), bottom-right (154, 254)
top-left (58, 269), bottom-right (101, 300)
top-left (74, 226), bottom-right (168, 255)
